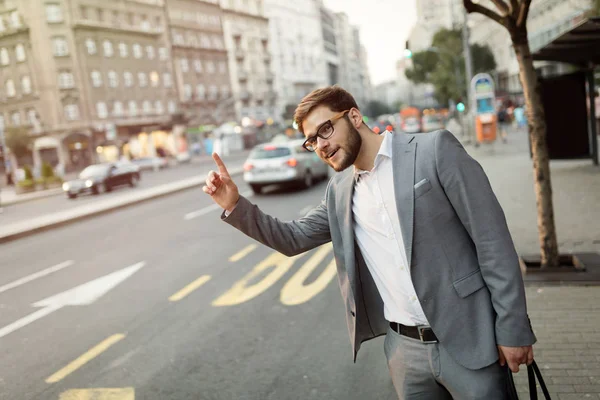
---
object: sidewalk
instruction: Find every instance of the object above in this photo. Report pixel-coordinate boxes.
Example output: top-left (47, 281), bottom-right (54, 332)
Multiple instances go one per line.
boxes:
top-left (462, 128), bottom-right (600, 398)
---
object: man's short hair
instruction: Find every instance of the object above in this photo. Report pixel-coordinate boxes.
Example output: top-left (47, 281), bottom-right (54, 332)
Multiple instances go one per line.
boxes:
top-left (294, 85), bottom-right (359, 134)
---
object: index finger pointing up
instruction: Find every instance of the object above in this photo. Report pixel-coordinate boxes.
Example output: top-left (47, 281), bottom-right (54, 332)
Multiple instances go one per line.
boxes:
top-left (212, 152), bottom-right (230, 177)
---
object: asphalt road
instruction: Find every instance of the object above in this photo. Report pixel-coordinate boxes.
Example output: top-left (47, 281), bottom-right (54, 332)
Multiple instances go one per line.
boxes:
top-left (0, 152), bottom-right (250, 227)
top-left (0, 175), bottom-right (396, 399)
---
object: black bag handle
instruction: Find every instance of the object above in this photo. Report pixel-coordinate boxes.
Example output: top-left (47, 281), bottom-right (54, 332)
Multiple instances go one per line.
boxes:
top-left (505, 360), bottom-right (552, 399)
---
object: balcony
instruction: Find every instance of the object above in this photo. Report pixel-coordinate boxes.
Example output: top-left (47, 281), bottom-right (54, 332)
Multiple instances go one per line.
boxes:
top-left (73, 19), bottom-right (164, 36)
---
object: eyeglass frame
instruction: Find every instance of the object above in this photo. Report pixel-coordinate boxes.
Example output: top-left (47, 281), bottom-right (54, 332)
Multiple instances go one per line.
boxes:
top-left (302, 109), bottom-right (351, 152)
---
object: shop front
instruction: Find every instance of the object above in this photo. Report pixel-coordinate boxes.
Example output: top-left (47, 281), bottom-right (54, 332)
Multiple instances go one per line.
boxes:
top-left (62, 132), bottom-right (93, 172)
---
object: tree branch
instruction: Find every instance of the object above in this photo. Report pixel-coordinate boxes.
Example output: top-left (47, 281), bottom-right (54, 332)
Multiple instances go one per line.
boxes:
top-left (490, 0), bottom-right (510, 16)
top-left (463, 0), bottom-right (508, 28)
top-left (509, 0), bottom-right (519, 17)
top-left (517, 0), bottom-right (532, 27)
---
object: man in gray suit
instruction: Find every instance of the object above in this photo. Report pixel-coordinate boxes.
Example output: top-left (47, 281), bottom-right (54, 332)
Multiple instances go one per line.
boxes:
top-left (203, 86), bottom-right (536, 399)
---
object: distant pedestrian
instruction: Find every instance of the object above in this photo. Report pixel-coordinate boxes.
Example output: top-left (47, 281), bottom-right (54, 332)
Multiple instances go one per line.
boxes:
top-left (497, 106), bottom-right (509, 143)
top-left (203, 85), bottom-right (535, 399)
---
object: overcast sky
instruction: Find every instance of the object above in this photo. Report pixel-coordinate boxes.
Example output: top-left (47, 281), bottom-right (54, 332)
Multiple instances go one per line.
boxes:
top-left (323, 0), bottom-right (418, 86)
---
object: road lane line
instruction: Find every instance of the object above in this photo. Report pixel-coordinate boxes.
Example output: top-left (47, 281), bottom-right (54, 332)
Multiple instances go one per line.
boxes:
top-left (229, 244), bottom-right (258, 262)
top-left (59, 388), bottom-right (135, 400)
top-left (184, 190), bottom-right (252, 220)
top-left (280, 244), bottom-right (336, 306)
top-left (0, 260), bottom-right (74, 294)
top-left (169, 275), bottom-right (211, 302)
top-left (0, 305), bottom-right (62, 339)
top-left (46, 334), bottom-right (126, 384)
top-left (212, 251), bottom-right (302, 306)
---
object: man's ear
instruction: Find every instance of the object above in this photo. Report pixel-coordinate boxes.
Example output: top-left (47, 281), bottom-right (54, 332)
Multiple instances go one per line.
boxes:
top-left (348, 108), bottom-right (363, 129)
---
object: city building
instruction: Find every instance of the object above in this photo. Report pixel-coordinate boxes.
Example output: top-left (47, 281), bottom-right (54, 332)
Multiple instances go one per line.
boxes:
top-left (220, 0), bottom-right (276, 122)
top-left (320, 4), bottom-right (339, 86)
top-left (0, 0), bottom-right (181, 173)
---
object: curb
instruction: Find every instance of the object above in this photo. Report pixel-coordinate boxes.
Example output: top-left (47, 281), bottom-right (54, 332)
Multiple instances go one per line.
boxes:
top-left (1, 188), bottom-right (64, 207)
top-left (0, 168), bottom-right (243, 245)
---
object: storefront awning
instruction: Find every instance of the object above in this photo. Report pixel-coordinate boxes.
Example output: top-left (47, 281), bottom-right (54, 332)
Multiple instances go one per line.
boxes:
top-left (533, 17), bottom-right (600, 65)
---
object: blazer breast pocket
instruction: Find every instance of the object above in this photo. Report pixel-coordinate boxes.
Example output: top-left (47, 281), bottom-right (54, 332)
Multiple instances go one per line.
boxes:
top-left (414, 178), bottom-right (432, 199)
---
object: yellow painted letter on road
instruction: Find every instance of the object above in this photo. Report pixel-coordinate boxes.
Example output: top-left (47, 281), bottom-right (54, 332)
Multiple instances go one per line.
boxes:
top-left (280, 243), bottom-right (336, 306)
top-left (59, 387), bottom-right (134, 400)
top-left (212, 251), bottom-right (301, 306)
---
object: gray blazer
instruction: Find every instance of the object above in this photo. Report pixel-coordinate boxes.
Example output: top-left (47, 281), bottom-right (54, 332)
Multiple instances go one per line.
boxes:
top-left (223, 129), bottom-right (536, 370)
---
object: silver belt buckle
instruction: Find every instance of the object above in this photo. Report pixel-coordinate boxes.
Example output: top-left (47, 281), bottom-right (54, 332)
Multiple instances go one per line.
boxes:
top-left (418, 326), bottom-right (437, 343)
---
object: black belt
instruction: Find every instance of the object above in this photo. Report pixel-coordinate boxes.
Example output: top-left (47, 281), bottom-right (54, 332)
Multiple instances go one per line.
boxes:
top-left (389, 322), bottom-right (438, 343)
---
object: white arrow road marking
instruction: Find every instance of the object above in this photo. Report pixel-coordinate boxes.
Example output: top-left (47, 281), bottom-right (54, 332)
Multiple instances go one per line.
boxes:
top-left (184, 190), bottom-right (252, 220)
top-left (0, 262), bottom-right (145, 339)
top-left (0, 260), bottom-right (74, 295)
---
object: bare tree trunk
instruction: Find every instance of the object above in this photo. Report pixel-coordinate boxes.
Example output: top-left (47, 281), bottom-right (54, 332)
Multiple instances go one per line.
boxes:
top-left (511, 27), bottom-right (559, 268)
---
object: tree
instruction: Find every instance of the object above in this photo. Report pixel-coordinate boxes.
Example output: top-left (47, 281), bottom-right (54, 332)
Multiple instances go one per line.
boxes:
top-left (405, 29), bottom-right (496, 106)
top-left (463, 0), bottom-right (559, 268)
top-left (366, 100), bottom-right (394, 117)
top-left (4, 126), bottom-right (32, 162)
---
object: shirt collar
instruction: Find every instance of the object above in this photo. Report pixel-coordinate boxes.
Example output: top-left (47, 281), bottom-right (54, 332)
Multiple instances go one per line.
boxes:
top-left (354, 130), bottom-right (393, 177)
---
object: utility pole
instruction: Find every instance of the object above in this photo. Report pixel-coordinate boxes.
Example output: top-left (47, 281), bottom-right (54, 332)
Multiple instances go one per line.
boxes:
top-left (461, 4), bottom-right (475, 142)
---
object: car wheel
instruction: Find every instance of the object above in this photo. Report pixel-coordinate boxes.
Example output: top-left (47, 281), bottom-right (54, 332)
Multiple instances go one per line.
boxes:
top-left (303, 171), bottom-right (313, 188)
top-left (93, 182), bottom-right (107, 195)
top-left (67, 193), bottom-right (77, 199)
top-left (250, 184), bottom-right (262, 194)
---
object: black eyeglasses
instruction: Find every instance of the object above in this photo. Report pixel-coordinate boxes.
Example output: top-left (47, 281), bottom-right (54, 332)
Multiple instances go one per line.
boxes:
top-left (302, 110), bottom-right (350, 152)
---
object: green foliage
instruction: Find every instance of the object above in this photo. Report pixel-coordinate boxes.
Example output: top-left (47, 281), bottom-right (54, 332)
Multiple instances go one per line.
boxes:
top-left (405, 28), bottom-right (497, 106)
top-left (41, 162), bottom-right (55, 179)
top-left (4, 127), bottom-right (32, 160)
top-left (23, 165), bottom-right (33, 181)
top-left (17, 179), bottom-right (35, 189)
top-left (366, 100), bottom-right (395, 117)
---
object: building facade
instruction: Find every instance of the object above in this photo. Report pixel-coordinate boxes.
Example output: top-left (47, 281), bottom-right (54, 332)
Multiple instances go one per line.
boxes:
top-left (220, 0), bottom-right (275, 122)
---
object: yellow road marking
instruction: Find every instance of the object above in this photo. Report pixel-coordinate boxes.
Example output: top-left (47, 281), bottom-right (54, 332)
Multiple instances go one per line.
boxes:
top-left (212, 251), bottom-right (301, 306)
top-left (228, 244), bottom-right (257, 262)
top-left (59, 387), bottom-right (135, 399)
top-left (281, 243), bottom-right (336, 305)
top-left (46, 334), bottom-right (125, 384)
top-left (169, 275), bottom-right (211, 302)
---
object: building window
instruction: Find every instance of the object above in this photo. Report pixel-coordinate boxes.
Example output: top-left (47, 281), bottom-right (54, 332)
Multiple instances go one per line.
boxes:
top-left (140, 17), bottom-right (150, 31)
top-left (212, 36), bottom-right (224, 49)
top-left (200, 34), bottom-right (211, 48)
top-left (142, 100), bottom-right (152, 114)
top-left (146, 45), bottom-right (155, 60)
top-left (149, 71), bottom-right (159, 87)
top-left (138, 72), bottom-right (147, 87)
top-left (196, 84), bottom-right (205, 100)
top-left (118, 42), bottom-right (128, 57)
top-left (158, 47), bottom-right (168, 61)
top-left (124, 71), bottom-right (133, 87)
top-left (173, 31), bottom-right (185, 45)
top-left (180, 58), bottom-right (189, 72)
top-left (194, 59), bottom-right (203, 73)
top-left (113, 101), bottom-right (124, 116)
top-left (133, 44), bottom-right (142, 59)
top-left (21, 76), bottom-right (32, 94)
top-left (183, 84), bottom-right (192, 100)
top-left (91, 70), bottom-right (102, 87)
top-left (64, 104), bottom-right (80, 120)
top-left (221, 85), bottom-right (229, 99)
top-left (162, 72), bottom-right (172, 87)
top-left (86, 39), bottom-right (97, 55)
top-left (168, 100), bottom-right (177, 113)
top-left (209, 85), bottom-right (218, 100)
top-left (11, 111), bottom-right (21, 126)
top-left (52, 37), bottom-right (69, 56)
top-left (206, 61), bottom-right (215, 74)
top-left (154, 101), bottom-right (164, 114)
top-left (58, 71), bottom-right (75, 88)
top-left (96, 102), bottom-right (108, 119)
top-left (27, 109), bottom-right (37, 126)
top-left (6, 80), bottom-right (16, 97)
top-left (0, 48), bottom-right (9, 65)
top-left (128, 101), bottom-right (137, 116)
top-left (15, 44), bottom-right (26, 62)
top-left (103, 40), bottom-right (113, 57)
top-left (219, 61), bottom-right (227, 74)
top-left (108, 70), bottom-right (118, 87)
top-left (45, 4), bottom-right (63, 23)
top-left (9, 11), bottom-right (21, 29)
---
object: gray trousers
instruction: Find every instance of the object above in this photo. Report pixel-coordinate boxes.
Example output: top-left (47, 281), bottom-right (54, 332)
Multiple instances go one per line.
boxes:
top-left (384, 326), bottom-right (507, 400)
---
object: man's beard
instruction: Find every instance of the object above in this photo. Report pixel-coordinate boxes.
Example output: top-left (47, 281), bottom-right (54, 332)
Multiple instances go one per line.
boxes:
top-left (329, 121), bottom-right (362, 172)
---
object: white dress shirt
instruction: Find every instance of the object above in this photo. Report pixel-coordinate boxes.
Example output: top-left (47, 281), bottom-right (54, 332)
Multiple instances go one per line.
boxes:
top-left (352, 131), bottom-right (430, 326)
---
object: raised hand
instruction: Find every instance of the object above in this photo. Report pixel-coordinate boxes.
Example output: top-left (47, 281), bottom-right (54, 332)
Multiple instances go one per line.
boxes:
top-left (202, 153), bottom-right (240, 212)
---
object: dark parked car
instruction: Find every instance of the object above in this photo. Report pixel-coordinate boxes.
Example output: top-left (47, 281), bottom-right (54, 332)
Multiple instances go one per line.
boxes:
top-left (62, 163), bottom-right (140, 199)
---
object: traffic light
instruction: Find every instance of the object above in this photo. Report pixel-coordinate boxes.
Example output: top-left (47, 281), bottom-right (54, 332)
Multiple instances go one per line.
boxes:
top-left (403, 49), bottom-right (413, 59)
top-left (456, 102), bottom-right (465, 113)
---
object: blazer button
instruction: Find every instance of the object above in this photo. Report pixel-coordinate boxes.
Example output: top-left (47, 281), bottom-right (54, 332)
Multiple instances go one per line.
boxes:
top-left (350, 311), bottom-right (356, 317)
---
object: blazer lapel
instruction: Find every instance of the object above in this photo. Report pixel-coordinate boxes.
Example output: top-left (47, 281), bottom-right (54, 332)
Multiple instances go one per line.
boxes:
top-left (336, 169), bottom-right (357, 296)
top-left (392, 134), bottom-right (416, 268)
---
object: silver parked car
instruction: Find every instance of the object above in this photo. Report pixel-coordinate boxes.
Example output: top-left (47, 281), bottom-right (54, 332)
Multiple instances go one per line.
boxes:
top-left (243, 139), bottom-right (329, 194)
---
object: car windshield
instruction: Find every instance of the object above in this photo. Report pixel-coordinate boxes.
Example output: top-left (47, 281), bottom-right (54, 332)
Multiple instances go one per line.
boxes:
top-left (79, 164), bottom-right (110, 178)
top-left (250, 146), bottom-right (291, 159)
